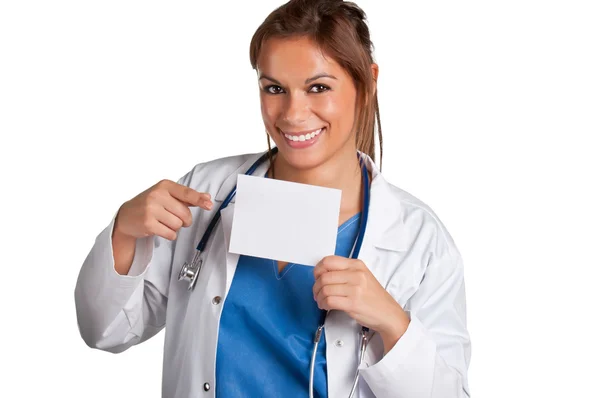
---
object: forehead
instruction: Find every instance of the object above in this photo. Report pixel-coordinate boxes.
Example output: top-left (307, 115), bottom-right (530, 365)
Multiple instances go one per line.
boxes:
top-left (256, 36), bottom-right (347, 80)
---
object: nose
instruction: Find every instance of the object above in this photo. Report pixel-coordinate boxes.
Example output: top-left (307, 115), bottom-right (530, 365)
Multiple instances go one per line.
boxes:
top-left (282, 91), bottom-right (309, 125)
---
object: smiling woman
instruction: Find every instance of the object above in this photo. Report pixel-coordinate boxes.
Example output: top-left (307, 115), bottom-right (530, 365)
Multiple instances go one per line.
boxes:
top-left (256, 36), bottom-right (364, 169)
top-left (249, 0), bottom-right (382, 185)
top-left (74, 1), bottom-right (471, 397)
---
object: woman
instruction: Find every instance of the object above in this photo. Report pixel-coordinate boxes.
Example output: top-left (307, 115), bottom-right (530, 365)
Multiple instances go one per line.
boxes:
top-left (74, 0), bottom-right (471, 397)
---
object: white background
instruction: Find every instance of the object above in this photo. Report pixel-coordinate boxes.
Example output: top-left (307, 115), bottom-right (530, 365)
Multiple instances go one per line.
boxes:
top-left (1, 0), bottom-right (598, 396)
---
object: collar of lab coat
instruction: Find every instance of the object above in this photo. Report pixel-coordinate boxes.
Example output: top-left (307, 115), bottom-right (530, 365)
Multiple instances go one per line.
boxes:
top-left (214, 150), bottom-right (409, 254)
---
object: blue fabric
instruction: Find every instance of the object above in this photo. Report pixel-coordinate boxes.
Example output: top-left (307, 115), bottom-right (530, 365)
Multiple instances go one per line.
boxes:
top-left (215, 212), bottom-right (361, 398)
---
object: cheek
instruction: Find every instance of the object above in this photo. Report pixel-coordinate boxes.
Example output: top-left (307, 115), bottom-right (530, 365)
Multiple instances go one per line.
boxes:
top-left (313, 93), bottom-right (356, 133)
top-left (260, 94), bottom-right (280, 124)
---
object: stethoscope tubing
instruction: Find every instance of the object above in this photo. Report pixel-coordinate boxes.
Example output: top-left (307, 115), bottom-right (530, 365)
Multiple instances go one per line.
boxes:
top-left (181, 147), bottom-right (372, 397)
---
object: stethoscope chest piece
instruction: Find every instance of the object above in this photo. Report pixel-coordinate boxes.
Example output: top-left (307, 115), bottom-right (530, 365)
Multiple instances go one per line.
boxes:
top-left (178, 251), bottom-right (203, 290)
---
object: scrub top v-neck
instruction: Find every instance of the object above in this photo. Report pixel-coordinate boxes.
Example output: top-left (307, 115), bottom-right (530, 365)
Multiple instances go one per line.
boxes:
top-left (215, 210), bottom-right (362, 398)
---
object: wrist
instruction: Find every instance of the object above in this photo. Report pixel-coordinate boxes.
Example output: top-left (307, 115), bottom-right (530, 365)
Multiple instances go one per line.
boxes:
top-left (113, 212), bottom-right (134, 241)
top-left (379, 307), bottom-right (410, 355)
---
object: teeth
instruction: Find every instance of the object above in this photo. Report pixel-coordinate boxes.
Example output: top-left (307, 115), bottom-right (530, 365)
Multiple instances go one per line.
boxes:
top-left (283, 128), bottom-right (323, 142)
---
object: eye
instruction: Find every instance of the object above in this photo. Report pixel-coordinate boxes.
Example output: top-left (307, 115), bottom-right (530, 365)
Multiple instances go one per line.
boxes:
top-left (309, 84), bottom-right (330, 93)
top-left (264, 85), bottom-right (284, 94)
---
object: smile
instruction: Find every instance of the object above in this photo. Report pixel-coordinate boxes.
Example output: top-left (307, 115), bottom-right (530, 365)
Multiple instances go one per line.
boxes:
top-left (281, 127), bottom-right (324, 142)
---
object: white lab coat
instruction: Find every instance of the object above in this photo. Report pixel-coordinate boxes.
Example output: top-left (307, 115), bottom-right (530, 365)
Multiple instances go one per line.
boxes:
top-left (74, 151), bottom-right (471, 398)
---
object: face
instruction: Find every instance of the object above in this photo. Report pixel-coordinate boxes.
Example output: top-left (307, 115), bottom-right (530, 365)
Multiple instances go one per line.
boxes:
top-left (256, 36), bottom-right (358, 170)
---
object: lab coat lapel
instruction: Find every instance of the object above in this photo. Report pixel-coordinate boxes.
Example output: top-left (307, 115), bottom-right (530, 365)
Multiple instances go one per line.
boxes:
top-left (219, 203), bottom-right (240, 294)
top-left (325, 155), bottom-right (412, 397)
top-left (357, 153), bottom-right (411, 280)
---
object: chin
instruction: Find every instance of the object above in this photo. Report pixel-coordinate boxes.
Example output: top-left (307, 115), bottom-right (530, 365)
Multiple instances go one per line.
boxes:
top-left (277, 148), bottom-right (323, 171)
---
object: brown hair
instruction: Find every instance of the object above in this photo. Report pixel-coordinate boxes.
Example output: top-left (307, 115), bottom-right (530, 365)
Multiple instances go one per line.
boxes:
top-left (249, 0), bottom-right (383, 173)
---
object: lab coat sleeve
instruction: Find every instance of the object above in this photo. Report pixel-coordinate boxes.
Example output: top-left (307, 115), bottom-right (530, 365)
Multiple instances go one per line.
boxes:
top-left (74, 174), bottom-right (190, 353)
top-left (74, 212), bottom-right (172, 353)
top-left (359, 233), bottom-right (471, 397)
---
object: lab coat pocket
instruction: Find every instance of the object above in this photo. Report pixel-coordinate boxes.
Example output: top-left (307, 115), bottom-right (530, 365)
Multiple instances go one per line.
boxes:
top-left (363, 331), bottom-right (384, 367)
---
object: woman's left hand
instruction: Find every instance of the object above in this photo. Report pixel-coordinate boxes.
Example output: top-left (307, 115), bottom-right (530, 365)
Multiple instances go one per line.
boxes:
top-left (313, 255), bottom-right (411, 353)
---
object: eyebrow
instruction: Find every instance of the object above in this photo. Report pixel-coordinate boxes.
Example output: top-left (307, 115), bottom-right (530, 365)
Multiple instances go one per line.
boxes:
top-left (259, 73), bottom-right (338, 85)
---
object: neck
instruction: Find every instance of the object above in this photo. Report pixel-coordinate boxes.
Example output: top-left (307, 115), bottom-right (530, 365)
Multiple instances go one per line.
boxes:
top-left (270, 147), bottom-right (367, 221)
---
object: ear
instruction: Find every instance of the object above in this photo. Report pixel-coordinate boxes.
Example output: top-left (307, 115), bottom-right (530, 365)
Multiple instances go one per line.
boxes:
top-left (363, 63), bottom-right (379, 107)
top-left (371, 63), bottom-right (379, 96)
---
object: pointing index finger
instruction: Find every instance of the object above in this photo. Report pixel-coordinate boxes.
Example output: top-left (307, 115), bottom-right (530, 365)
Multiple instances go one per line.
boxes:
top-left (167, 181), bottom-right (211, 207)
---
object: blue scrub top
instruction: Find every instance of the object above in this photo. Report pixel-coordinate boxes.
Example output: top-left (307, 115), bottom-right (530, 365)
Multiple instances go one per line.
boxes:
top-left (215, 211), bottom-right (361, 398)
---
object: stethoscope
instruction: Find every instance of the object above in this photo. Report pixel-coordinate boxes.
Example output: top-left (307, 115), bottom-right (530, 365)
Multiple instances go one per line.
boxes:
top-left (178, 146), bottom-right (371, 398)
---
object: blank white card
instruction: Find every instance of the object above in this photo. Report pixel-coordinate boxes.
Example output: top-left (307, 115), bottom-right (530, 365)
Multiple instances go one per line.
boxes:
top-left (229, 174), bottom-right (342, 266)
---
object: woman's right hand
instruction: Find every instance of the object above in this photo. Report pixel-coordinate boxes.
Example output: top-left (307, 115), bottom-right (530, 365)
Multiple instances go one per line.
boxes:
top-left (114, 179), bottom-right (213, 241)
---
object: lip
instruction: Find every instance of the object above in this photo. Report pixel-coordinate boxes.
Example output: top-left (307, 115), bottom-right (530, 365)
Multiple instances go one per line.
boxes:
top-left (278, 126), bottom-right (325, 149)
